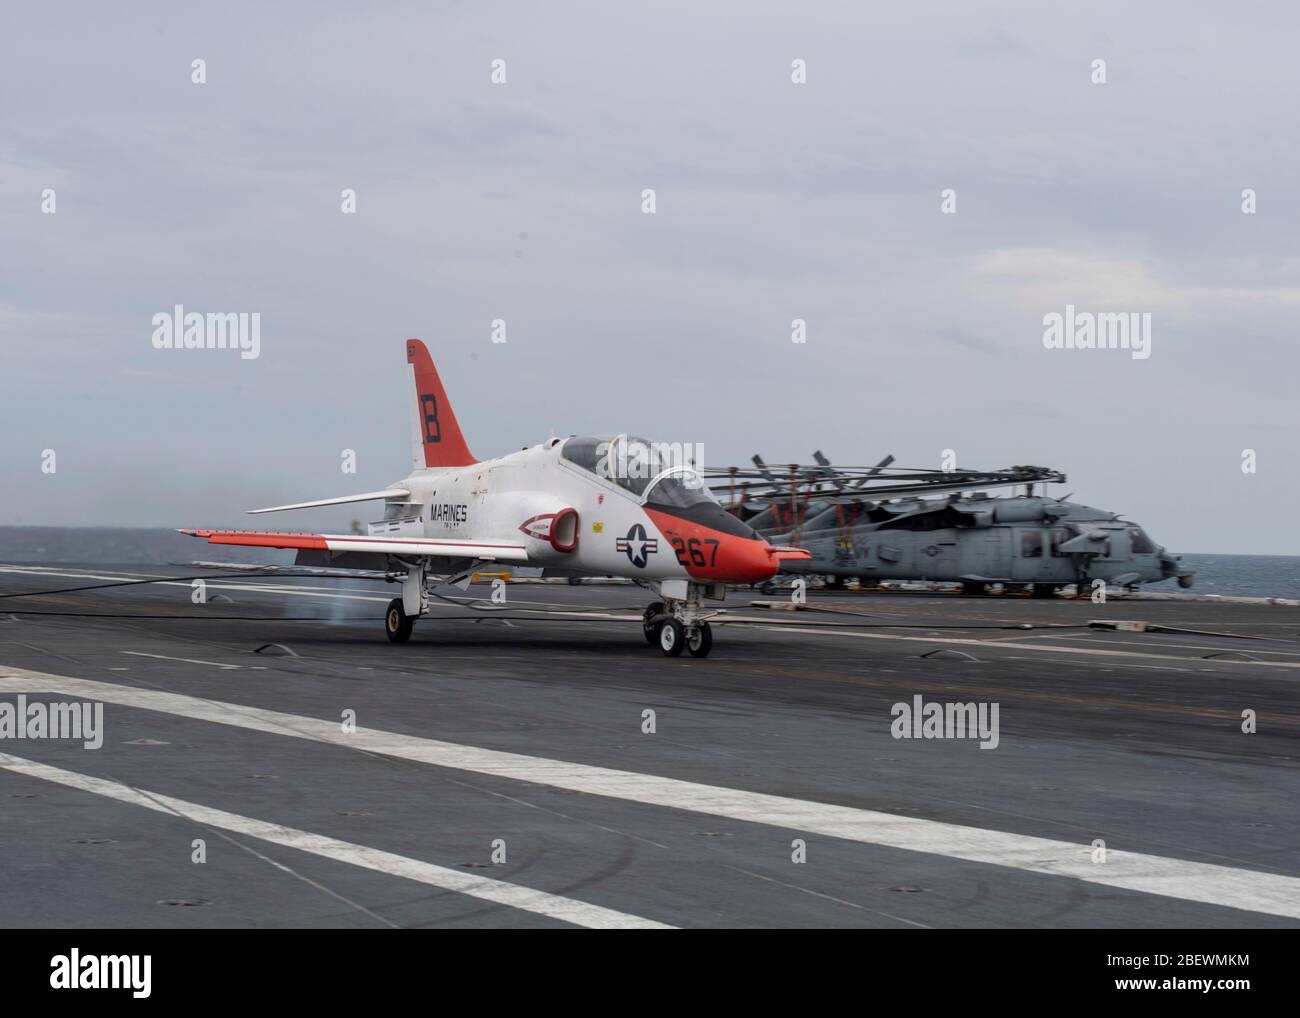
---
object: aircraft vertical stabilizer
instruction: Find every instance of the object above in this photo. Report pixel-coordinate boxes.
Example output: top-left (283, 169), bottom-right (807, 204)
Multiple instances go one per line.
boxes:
top-left (405, 338), bottom-right (475, 469)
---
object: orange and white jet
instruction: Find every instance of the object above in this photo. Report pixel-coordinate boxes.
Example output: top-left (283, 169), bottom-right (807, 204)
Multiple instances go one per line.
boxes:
top-left (183, 340), bottom-right (808, 656)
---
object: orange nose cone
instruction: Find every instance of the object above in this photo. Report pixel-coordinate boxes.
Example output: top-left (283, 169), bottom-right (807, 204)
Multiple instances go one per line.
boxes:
top-left (642, 507), bottom-right (795, 584)
top-left (711, 537), bottom-right (781, 584)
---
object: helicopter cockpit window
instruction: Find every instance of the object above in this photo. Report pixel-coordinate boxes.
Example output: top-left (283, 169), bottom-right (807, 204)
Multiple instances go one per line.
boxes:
top-left (1130, 529), bottom-right (1155, 553)
top-left (1020, 531), bottom-right (1043, 558)
top-left (643, 466), bottom-right (717, 509)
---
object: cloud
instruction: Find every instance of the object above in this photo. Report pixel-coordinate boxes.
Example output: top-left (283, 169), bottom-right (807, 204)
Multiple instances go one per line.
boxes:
top-left (0, 2), bottom-right (1297, 554)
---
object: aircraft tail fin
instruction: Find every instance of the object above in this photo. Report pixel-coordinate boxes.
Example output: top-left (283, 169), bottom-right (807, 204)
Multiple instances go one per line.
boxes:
top-left (405, 338), bottom-right (475, 469)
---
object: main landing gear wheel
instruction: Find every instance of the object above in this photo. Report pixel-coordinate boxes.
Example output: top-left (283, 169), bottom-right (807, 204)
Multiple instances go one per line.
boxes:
top-left (686, 621), bottom-right (713, 658)
top-left (385, 598), bottom-right (414, 643)
top-left (657, 618), bottom-right (685, 657)
top-left (643, 602), bottom-right (664, 646)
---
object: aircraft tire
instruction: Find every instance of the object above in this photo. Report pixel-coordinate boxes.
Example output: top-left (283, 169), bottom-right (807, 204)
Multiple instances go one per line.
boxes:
top-left (686, 622), bottom-right (713, 658)
top-left (643, 602), bottom-right (664, 646)
top-left (658, 619), bottom-right (686, 657)
top-left (385, 598), bottom-right (414, 643)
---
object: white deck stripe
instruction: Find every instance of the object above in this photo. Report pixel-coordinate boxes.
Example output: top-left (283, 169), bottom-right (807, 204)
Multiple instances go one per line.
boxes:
top-left (123, 651), bottom-right (241, 670)
top-left (768, 625), bottom-right (1300, 670)
top-left (0, 749), bottom-right (669, 929)
top-left (1, 666), bottom-right (1297, 920)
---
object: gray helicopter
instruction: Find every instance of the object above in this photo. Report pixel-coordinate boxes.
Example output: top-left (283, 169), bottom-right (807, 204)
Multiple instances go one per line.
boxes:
top-left (709, 455), bottom-right (1193, 597)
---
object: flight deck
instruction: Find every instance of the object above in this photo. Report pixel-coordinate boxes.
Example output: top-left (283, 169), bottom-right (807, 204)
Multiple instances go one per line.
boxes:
top-left (1, 563), bottom-right (1296, 929)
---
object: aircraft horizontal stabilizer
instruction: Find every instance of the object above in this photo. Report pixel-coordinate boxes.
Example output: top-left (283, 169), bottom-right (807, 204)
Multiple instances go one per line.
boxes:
top-left (179, 529), bottom-right (529, 562)
top-left (247, 489), bottom-right (412, 514)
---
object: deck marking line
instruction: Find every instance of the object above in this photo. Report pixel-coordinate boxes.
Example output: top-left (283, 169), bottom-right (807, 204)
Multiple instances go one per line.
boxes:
top-left (0, 748), bottom-right (670, 929)
top-left (1, 667), bottom-right (1298, 919)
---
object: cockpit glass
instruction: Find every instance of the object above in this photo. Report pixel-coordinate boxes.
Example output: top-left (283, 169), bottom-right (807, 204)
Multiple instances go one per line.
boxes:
top-left (561, 435), bottom-right (714, 504)
top-left (643, 467), bottom-right (717, 508)
top-left (602, 435), bottom-right (662, 497)
top-left (560, 436), bottom-right (602, 474)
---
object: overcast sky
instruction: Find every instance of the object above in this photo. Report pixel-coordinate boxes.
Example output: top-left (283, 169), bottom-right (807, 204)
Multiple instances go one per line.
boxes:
top-left (2, 2), bottom-right (1297, 553)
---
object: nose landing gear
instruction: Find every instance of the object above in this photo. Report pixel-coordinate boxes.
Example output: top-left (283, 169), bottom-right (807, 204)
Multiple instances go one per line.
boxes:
top-left (658, 618), bottom-right (685, 656)
top-left (644, 583), bottom-right (718, 657)
top-left (684, 621), bottom-right (712, 657)
top-left (643, 602), bottom-right (664, 645)
top-left (652, 617), bottom-right (712, 657)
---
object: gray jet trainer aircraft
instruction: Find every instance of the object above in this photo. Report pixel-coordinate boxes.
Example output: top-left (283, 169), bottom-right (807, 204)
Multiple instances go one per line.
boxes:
top-left (709, 455), bottom-right (1193, 597)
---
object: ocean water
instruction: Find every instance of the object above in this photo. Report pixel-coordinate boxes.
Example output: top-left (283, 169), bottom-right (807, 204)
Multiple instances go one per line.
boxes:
top-left (0, 528), bottom-right (1296, 600)
top-left (1174, 553), bottom-right (1300, 600)
top-left (0, 527), bottom-right (293, 567)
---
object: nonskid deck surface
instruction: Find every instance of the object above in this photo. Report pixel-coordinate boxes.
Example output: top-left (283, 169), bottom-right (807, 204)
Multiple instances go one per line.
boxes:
top-left (0, 563), bottom-right (1296, 929)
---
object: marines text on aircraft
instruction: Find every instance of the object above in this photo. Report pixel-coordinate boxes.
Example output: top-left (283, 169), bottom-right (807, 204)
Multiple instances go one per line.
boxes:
top-left (708, 454), bottom-right (1193, 596)
top-left (182, 339), bottom-right (808, 656)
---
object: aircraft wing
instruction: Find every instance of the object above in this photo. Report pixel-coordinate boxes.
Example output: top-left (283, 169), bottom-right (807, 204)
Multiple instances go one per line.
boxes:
top-left (247, 489), bottom-right (411, 514)
top-left (179, 529), bottom-right (530, 562)
top-left (769, 546), bottom-right (812, 562)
